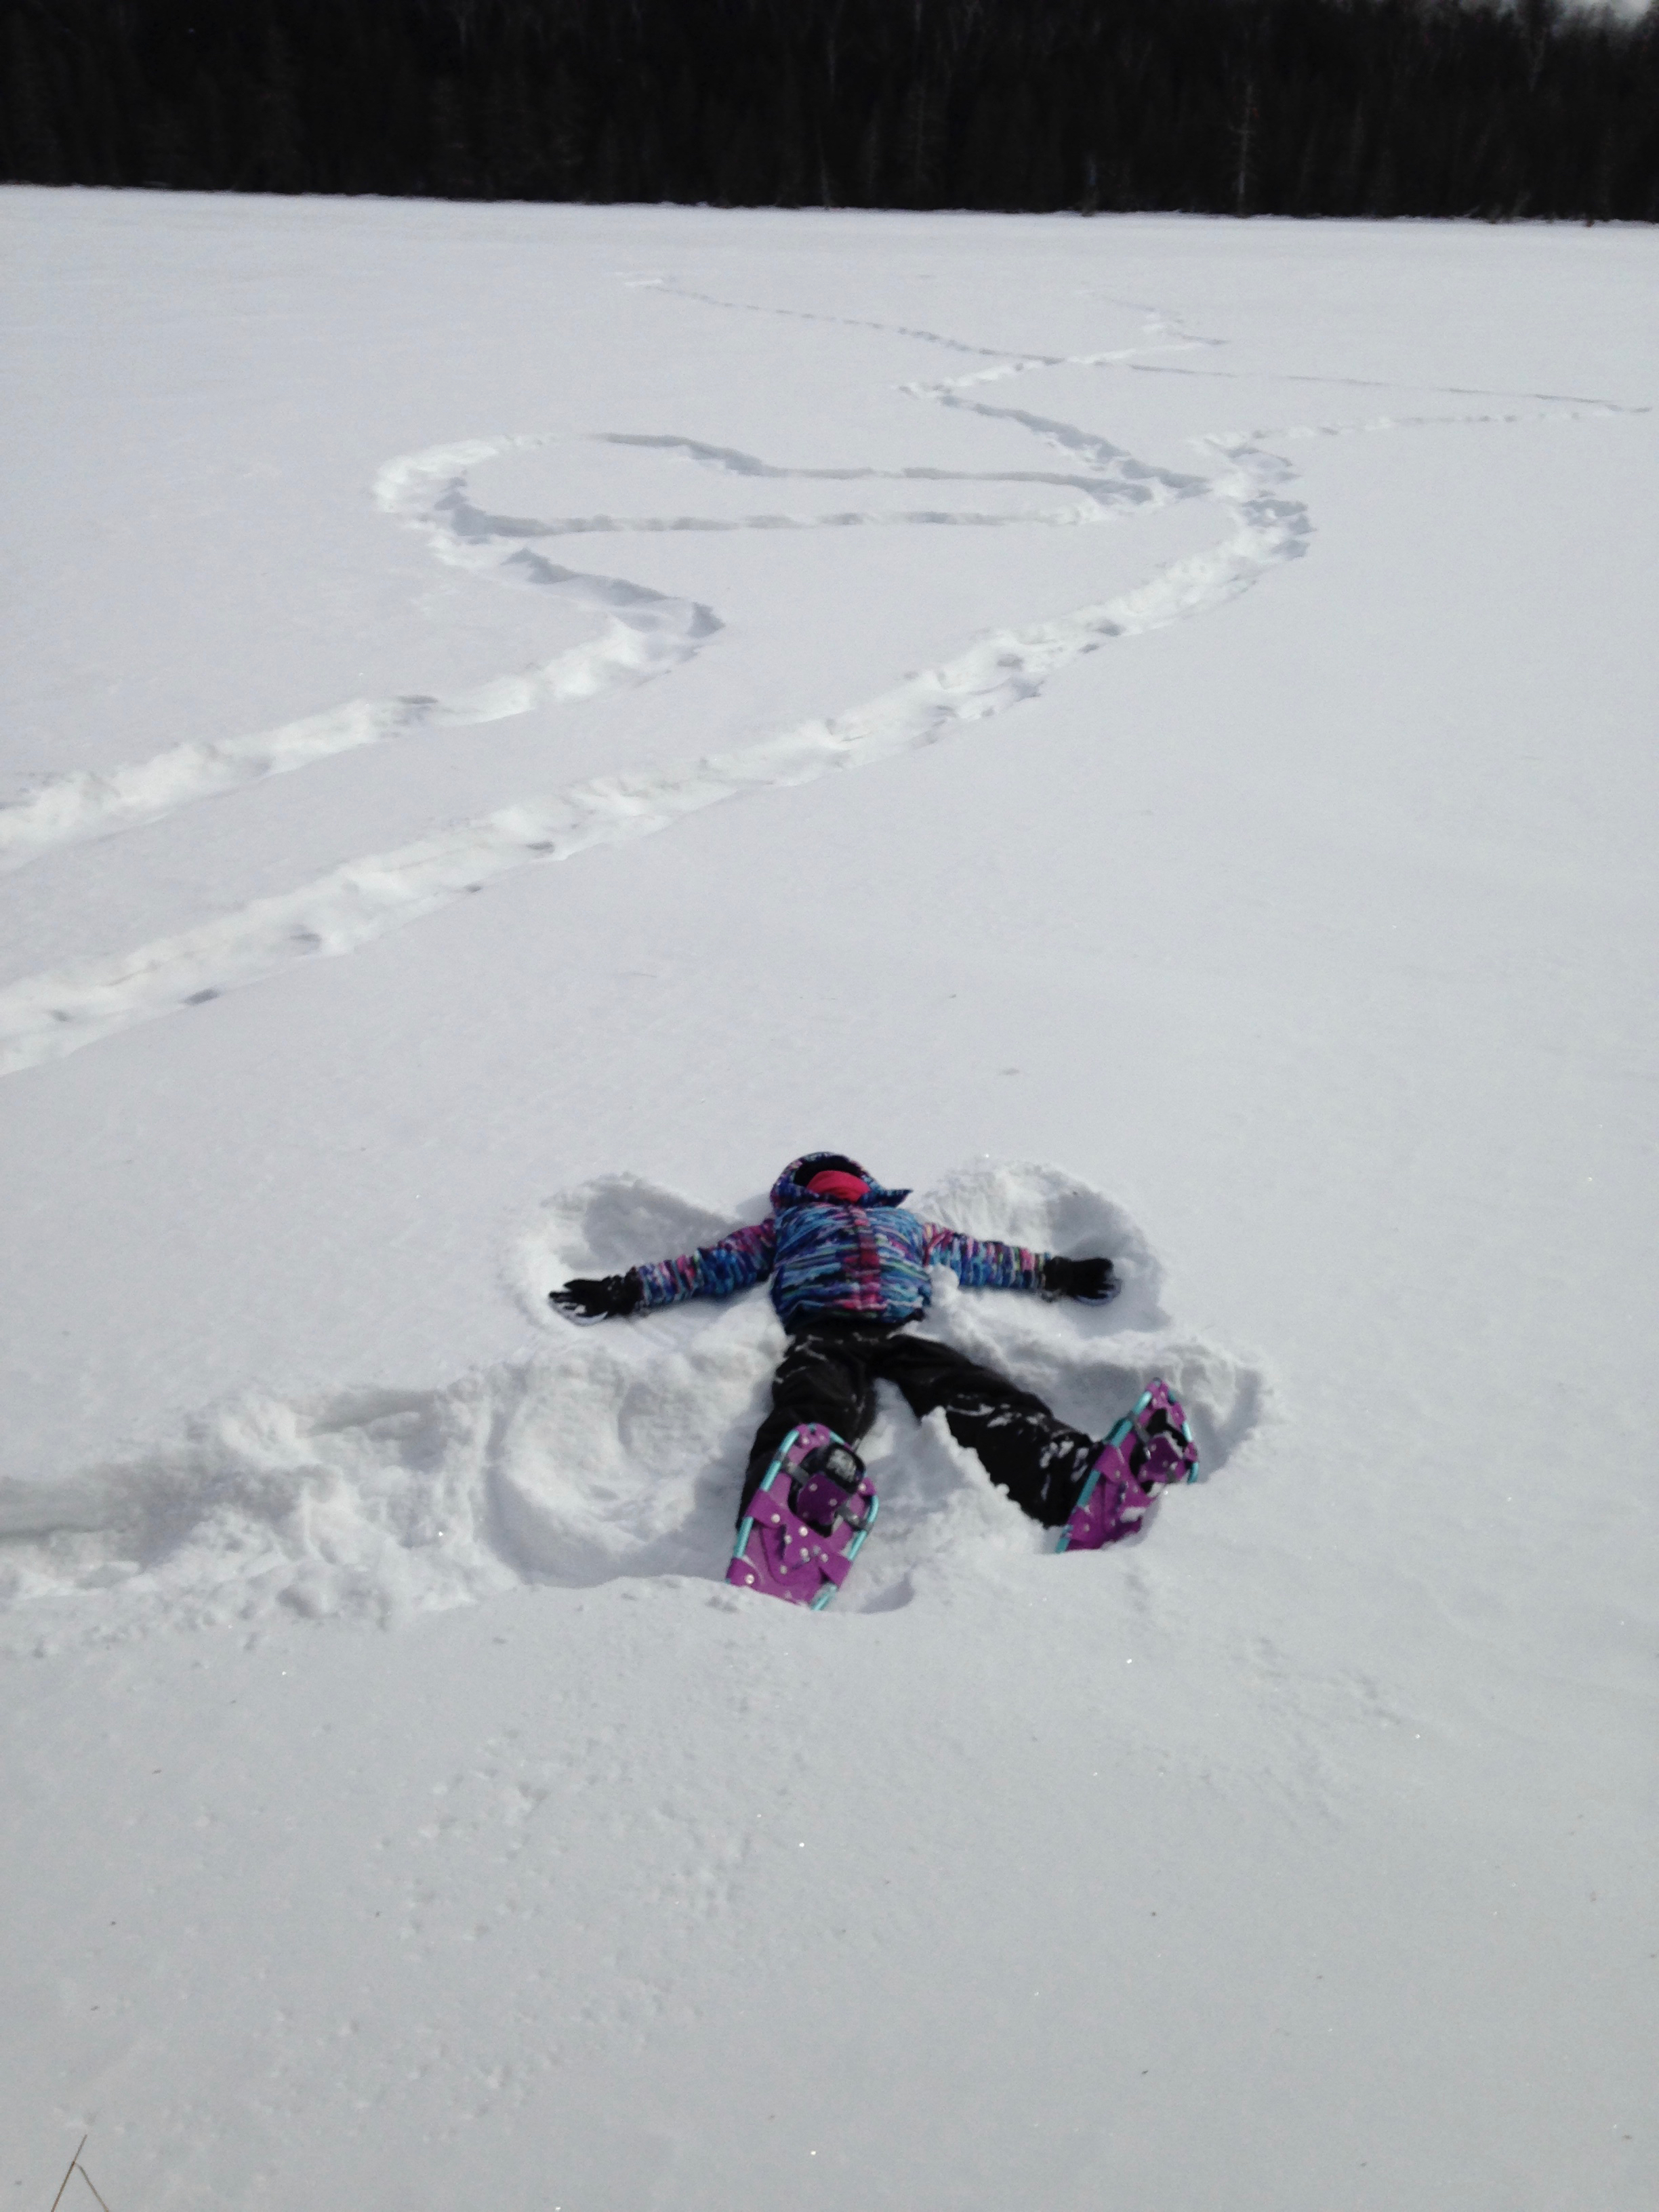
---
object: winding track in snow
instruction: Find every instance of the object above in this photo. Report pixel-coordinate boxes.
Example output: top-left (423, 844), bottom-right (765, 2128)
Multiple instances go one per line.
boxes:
top-left (0, 286), bottom-right (1631, 1076)
top-left (0, 349), bottom-right (1206, 877)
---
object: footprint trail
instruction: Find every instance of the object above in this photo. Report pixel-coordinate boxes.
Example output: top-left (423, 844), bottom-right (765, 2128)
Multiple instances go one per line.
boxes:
top-left (0, 282), bottom-right (1623, 1076)
top-left (0, 436), bottom-right (720, 874)
top-left (0, 431), bottom-right (1305, 1074)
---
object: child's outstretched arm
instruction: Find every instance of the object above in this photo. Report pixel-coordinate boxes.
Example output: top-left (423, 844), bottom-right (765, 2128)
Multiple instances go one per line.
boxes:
top-left (550, 1218), bottom-right (777, 1325)
top-left (921, 1225), bottom-right (1118, 1305)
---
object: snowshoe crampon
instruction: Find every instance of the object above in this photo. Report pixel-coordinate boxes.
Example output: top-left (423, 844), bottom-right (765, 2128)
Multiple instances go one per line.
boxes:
top-left (727, 1424), bottom-right (878, 1610)
top-left (1057, 1380), bottom-right (1198, 1553)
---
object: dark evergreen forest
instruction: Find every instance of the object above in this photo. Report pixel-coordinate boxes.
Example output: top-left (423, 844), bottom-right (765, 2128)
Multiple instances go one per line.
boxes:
top-left (4, 0), bottom-right (1656, 221)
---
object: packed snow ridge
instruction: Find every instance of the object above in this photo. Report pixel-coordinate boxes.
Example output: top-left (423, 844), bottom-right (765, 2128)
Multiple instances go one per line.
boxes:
top-left (0, 1164), bottom-right (1265, 1652)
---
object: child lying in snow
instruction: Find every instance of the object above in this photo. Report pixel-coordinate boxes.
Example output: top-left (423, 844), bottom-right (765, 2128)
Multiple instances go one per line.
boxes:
top-left (551, 1153), bottom-right (1195, 1574)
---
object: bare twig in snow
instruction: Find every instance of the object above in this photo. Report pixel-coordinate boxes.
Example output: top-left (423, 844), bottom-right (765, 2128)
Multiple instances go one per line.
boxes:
top-left (47, 2142), bottom-right (88, 2212)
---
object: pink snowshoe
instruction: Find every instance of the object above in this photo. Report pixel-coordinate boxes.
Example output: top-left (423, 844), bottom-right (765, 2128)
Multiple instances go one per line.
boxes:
top-left (726, 1425), bottom-right (879, 1610)
top-left (1057, 1380), bottom-right (1199, 1553)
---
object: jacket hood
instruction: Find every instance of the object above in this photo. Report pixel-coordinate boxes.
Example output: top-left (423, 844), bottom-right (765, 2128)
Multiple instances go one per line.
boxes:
top-left (771, 1152), bottom-right (911, 1210)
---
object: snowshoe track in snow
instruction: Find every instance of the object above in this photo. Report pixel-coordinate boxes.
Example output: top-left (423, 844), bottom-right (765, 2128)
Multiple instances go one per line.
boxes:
top-left (0, 284), bottom-right (1629, 1076)
top-left (0, 1164), bottom-right (1265, 1649)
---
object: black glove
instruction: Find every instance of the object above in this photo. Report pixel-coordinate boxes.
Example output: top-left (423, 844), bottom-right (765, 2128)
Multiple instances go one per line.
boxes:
top-left (548, 1269), bottom-right (643, 1324)
top-left (1042, 1254), bottom-right (1119, 1305)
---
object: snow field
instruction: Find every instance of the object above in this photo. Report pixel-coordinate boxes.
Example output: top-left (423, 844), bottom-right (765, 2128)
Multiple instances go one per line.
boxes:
top-left (1, 192), bottom-right (1656, 2212)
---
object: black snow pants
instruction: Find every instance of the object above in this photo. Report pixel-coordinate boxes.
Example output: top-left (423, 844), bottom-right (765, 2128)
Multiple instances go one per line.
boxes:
top-left (741, 1317), bottom-right (1094, 1530)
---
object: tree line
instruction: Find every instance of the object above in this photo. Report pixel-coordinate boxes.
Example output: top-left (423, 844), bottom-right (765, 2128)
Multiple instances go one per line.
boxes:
top-left (4, 0), bottom-right (1657, 222)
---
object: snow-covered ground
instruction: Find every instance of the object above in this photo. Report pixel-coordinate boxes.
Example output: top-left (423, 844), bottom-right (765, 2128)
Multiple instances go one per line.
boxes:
top-left (2, 188), bottom-right (1655, 2211)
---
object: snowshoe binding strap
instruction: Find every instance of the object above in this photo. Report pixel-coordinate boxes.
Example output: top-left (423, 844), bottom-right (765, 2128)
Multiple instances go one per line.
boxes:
top-left (791, 1441), bottom-right (874, 1535)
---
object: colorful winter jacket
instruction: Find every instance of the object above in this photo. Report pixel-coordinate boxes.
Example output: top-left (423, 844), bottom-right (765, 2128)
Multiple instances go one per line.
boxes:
top-left (634, 1153), bottom-right (1050, 1329)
